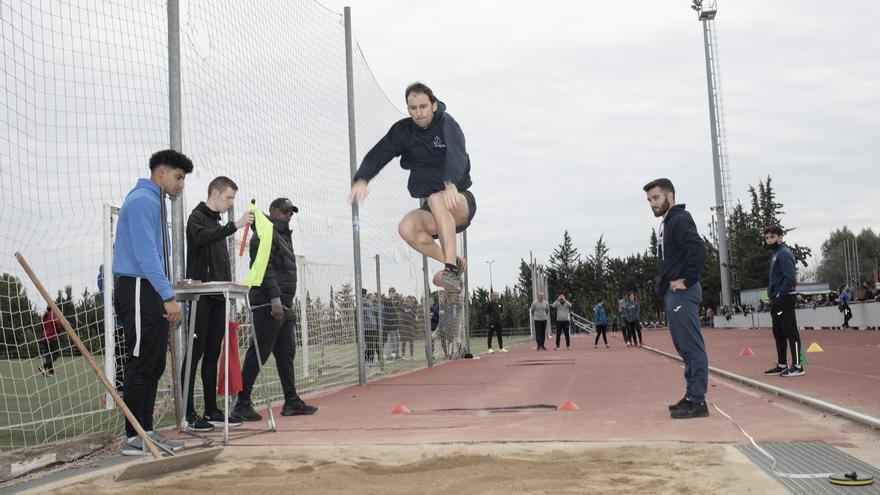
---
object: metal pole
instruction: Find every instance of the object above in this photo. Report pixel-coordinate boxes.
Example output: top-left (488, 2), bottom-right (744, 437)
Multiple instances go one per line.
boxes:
top-left (167, 0), bottom-right (186, 428)
top-left (227, 204), bottom-right (237, 315)
top-left (298, 255), bottom-right (310, 378)
top-left (701, 16), bottom-right (732, 306)
top-left (529, 252), bottom-right (536, 341)
top-left (344, 7), bottom-right (367, 385)
top-left (375, 255), bottom-right (384, 371)
top-left (102, 204), bottom-right (116, 410)
top-left (422, 200), bottom-right (434, 367)
top-left (462, 231), bottom-right (470, 355)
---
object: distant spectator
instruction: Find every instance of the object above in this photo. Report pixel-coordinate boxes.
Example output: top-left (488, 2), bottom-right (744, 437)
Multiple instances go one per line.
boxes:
top-left (706, 307), bottom-right (715, 327)
top-left (361, 289), bottom-right (379, 363)
top-left (38, 307), bottom-right (61, 377)
top-left (839, 284), bottom-right (853, 329)
top-left (399, 296), bottom-right (418, 360)
top-left (861, 282), bottom-right (874, 301)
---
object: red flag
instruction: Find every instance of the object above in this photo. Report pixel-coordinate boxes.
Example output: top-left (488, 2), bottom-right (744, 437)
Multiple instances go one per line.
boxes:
top-left (217, 321), bottom-right (243, 396)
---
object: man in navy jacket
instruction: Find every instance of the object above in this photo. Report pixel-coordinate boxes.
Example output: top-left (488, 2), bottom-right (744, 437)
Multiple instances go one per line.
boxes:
top-left (644, 178), bottom-right (708, 419)
top-left (348, 82), bottom-right (476, 294)
top-left (763, 225), bottom-right (804, 377)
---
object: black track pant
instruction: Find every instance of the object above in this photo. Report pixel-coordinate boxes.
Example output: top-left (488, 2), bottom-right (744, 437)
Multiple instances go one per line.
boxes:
top-left (487, 322), bottom-right (504, 349)
top-left (41, 339), bottom-right (60, 371)
top-left (594, 325), bottom-right (608, 346)
top-left (534, 320), bottom-right (547, 349)
top-left (555, 320), bottom-right (571, 348)
top-left (182, 297), bottom-right (226, 417)
top-left (238, 306), bottom-right (298, 405)
top-left (771, 294), bottom-right (802, 367)
top-left (115, 277), bottom-right (168, 438)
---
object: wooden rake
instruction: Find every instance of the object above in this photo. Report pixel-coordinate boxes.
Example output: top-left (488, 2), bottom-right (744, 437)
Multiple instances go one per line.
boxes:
top-left (15, 252), bottom-right (222, 480)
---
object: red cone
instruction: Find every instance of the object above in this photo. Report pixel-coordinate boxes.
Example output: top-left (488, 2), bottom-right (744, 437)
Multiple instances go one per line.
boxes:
top-left (558, 400), bottom-right (580, 411)
top-left (739, 346), bottom-right (755, 357)
top-left (391, 404), bottom-right (412, 414)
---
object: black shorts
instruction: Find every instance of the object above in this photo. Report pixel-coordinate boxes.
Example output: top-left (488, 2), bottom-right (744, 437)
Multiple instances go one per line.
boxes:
top-left (419, 189), bottom-right (477, 240)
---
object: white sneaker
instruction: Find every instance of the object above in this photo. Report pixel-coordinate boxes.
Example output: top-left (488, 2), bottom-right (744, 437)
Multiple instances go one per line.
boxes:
top-left (487, 348), bottom-right (495, 353)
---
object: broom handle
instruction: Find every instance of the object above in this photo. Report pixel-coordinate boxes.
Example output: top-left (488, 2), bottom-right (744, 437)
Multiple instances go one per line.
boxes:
top-left (15, 252), bottom-right (163, 459)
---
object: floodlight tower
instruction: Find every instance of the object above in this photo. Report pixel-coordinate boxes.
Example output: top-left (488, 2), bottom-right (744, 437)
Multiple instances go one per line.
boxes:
top-left (692, 0), bottom-right (733, 306)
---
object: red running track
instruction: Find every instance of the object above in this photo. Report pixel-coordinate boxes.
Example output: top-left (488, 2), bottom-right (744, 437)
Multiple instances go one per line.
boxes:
top-left (206, 329), bottom-right (878, 451)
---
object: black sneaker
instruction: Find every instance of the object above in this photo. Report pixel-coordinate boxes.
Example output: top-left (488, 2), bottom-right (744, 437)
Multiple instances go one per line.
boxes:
top-left (764, 365), bottom-right (787, 376)
top-left (186, 414), bottom-right (215, 432)
top-left (780, 365), bottom-right (805, 377)
top-left (206, 410), bottom-right (242, 427)
top-left (668, 397), bottom-right (688, 412)
top-left (281, 398), bottom-right (318, 416)
top-left (231, 402), bottom-right (262, 422)
top-left (670, 400), bottom-right (709, 419)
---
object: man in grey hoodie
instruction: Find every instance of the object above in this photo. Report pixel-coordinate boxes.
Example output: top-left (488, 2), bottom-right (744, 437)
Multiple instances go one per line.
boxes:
top-left (551, 293), bottom-right (572, 350)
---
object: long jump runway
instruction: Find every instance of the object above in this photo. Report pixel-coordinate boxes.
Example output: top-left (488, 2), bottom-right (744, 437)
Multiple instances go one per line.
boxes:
top-left (32, 329), bottom-right (880, 495)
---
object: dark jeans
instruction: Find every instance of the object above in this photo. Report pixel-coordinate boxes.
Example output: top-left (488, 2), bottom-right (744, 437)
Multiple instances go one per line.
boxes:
top-left (238, 306), bottom-right (299, 404)
top-left (487, 322), bottom-right (504, 349)
top-left (626, 320), bottom-right (642, 345)
top-left (665, 282), bottom-right (708, 404)
top-left (116, 277), bottom-right (168, 438)
top-left (594, 324), bottom-right (608, 346)
top-left (182, 297), bottom-right (226, 417)
top-left (771, 294), bottom-right (801, 366)
top-left (534, 320), bottom-right (547, 349)
top-left (555, 320), bottom-right (571, 348)
top-left (41, 339), bottom-right (61, 371)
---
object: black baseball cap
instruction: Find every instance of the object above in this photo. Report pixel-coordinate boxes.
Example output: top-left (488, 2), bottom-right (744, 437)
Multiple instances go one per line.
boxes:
top-left (270, 197), bottom-right (299, 213)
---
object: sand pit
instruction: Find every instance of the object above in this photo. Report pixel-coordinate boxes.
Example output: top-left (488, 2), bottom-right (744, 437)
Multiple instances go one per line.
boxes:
top-left (40, 442), bottom-right (783, 495)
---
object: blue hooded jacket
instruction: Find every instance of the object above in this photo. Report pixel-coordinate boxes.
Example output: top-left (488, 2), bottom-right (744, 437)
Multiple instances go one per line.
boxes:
top-left (353, 100), bottom-right (472, 198)
top-left (767, 243), bottom-right (797, 299)
top-left (593, 303), bottom-right (607, 326)
top-left (112, 178), bottom-right (174, 301)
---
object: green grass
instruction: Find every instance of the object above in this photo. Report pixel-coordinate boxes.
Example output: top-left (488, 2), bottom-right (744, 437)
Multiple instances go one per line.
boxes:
top-left (0, 334), bottom-right (530, 451)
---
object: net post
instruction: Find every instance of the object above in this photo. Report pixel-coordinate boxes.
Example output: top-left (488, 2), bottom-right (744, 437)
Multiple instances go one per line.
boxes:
top-left (344, 6), bottom-right (367, 385)
top-left (375, 254), bottom-right (385, 372)
top-left (297, 255), bottom-right (310, 378)
top-left (421, 201), bottom-right (434, 368)
top-left (462, 230), bottom-right (470, 355)
top-left (102, 203), bottom-right (117, 410)
top-left (166, 0), bottom-right (187, 431)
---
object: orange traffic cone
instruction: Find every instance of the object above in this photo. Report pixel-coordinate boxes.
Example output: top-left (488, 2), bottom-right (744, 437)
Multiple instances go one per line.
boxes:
top-left (391, 404), bottom-right (412, 414)
top-left (558, 400), bottom-right (580, 411)
top-left (739, 346), bottom-right (755, 357)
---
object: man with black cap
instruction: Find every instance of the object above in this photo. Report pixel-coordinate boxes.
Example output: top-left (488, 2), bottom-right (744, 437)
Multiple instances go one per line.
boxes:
top-left (763, 225), bottom-right (804, 377)
top-left (348, 82), bottom-right (476, 293)
top-left (232, 197), bottom-right (317, 421)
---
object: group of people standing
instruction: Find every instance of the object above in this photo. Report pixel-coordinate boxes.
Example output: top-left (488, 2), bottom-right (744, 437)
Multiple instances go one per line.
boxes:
top-left (529, 292), bottom-right (573, 351)
top-left (360, 288), bottom-right (421, 363)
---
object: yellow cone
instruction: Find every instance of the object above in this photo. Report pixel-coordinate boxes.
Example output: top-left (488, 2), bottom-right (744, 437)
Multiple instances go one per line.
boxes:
top-left (806, 342), bottom-right (823, 353)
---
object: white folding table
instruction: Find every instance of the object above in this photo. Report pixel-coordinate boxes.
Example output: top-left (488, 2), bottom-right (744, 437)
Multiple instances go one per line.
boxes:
top-left (173, 281), bottom-right (276, 445)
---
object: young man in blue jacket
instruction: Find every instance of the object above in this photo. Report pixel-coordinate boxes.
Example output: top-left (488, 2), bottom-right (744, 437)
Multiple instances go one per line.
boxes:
top-left (644, 178), bottom-right (708, 419)
top-left (348, 82), bottom-right (476, 293)
top-left (113, 149), bottom-right (192, 454)
top-left (763, 225), bottom-right (804, 377)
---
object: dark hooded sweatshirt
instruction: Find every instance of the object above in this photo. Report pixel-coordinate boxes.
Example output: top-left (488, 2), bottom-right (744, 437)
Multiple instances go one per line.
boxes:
top-left (655, 204), bottom-right (706, 296)
top-left (186, 202), bottom-right (236, 283)
top-left (352, 100), bottom-right (472, 198)
top-left (767, 243), bottom-right (797, 299)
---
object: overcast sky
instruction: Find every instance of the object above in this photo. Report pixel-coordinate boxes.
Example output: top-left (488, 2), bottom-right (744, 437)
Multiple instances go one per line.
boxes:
top-left (317, 0), bottom-right (880, 291)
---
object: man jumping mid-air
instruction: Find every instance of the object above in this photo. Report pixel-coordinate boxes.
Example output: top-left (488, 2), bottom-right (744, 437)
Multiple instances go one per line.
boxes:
top-left (348, 82), bottom-right (476, 292)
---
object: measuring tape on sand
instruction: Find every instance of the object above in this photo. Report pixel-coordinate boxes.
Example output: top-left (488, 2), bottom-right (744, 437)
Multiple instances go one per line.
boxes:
top-left (712, 403), bottom-right (874, 486)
